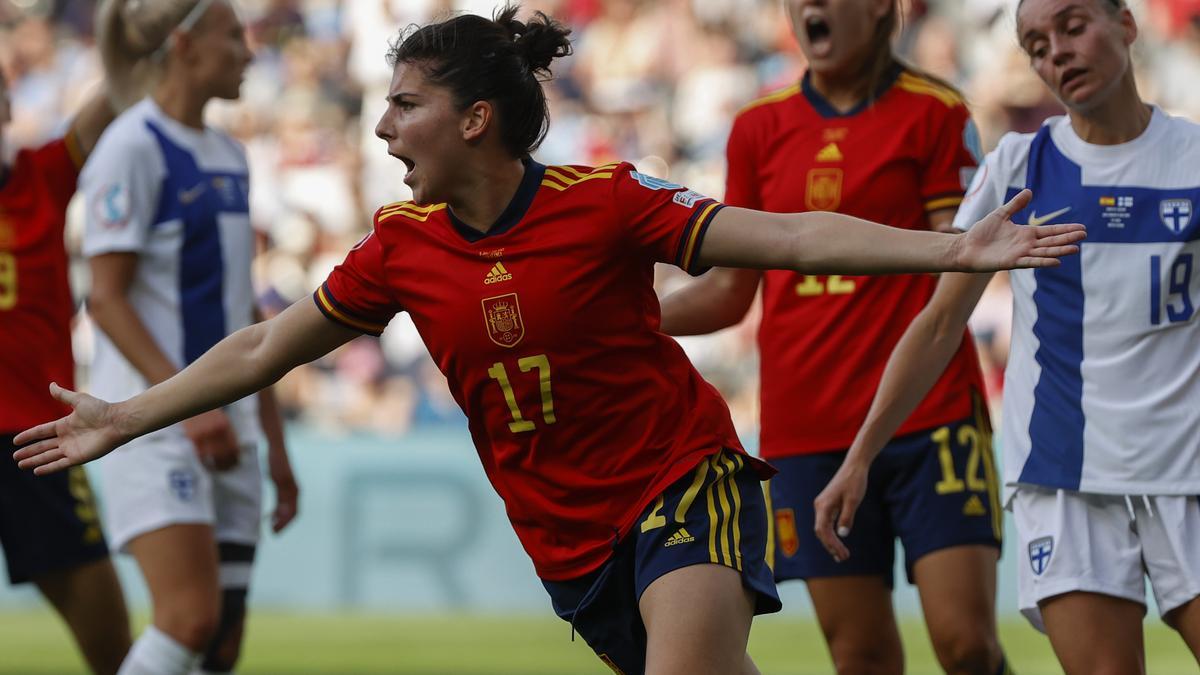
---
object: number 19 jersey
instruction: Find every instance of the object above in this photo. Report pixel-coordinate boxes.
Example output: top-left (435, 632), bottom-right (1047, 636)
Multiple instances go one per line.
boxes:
top-left (955, 107), bottom-right (1200, 496)
top-left (317, 160), bottom-right (770, 580)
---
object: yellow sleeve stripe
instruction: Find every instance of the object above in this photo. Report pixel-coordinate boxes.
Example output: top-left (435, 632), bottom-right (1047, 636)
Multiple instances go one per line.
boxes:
top-left (925, 196), bottom-right (964, 212)
top-left (378, 202), bottom-right (448, 223)
top-left (541, 169), bottom-right (615, 191)
top-left (896, 73), bottom-right (964, 107)
top-left (680, 201), bottom-right (722, 272)
top-left (737, 84), bottom-right (801, 116)
top-left (553, 163), bottom-right (620, 180)
top-left (64, 129), bottom-right (86, 170)
top-left (314, 285), bottom-right (387, 335)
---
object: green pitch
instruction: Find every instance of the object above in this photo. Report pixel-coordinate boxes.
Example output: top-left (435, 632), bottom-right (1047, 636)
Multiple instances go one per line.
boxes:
top-left (0, 610), bottom-right (1194, 673)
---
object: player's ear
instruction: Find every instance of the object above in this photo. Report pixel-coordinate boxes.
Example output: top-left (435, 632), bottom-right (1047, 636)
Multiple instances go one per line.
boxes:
top-left (462, 100), bottom-right (493, 143)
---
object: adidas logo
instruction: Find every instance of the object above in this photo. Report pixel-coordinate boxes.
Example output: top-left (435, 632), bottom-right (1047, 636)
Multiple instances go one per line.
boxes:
top-left (664, 527), bottom-right (695, 547)
top-left (816, 142), bottom-right (843, 162)
top-left (963, 494), bottom-right (986, 516)
top-left (484, 262), bottom-right (513, 285)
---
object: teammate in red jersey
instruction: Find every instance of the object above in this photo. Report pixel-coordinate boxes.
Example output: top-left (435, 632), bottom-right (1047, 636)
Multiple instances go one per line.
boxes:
top-left (14, 6), bottom-right (1081, 674)
top-left (0, 52), bottom-right (132, 675)
top-left (660, 1), bottom-right (1011, 673)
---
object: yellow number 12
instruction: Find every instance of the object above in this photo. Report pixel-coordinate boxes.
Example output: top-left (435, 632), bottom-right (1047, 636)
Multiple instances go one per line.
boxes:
top-left (0, 252), bottom-right (16, 310)
top-left (487, 354), bottom-right (556, 433)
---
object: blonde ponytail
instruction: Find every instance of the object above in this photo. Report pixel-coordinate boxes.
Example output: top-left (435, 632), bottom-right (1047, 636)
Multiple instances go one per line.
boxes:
top-left (96, 0), bottom-right (207, 110)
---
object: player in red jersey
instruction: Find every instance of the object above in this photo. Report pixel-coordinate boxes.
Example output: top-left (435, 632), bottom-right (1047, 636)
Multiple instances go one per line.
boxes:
top-left (660, 1), bottom-right (1011, 673)
top-left (0, 48), bottom-right (132, 675)
top-left (14, 6), bottom-right (1081, 674)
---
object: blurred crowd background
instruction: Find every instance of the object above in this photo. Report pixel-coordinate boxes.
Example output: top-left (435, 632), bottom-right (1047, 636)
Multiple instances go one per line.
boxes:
top-left (4, 0), bottom-right (1199, 440)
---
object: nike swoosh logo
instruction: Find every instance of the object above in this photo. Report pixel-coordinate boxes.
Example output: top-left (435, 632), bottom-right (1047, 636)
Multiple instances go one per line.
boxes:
top-left (1028, 206), bottom-right (1071, 227)
top-left (179, 183), bottom-right (207, 205)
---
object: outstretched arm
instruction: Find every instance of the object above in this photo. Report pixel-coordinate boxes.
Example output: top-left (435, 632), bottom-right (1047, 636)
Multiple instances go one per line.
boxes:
top-left (812, 271), bottom-right (994, 562)
top-left (696, 190), bottom-right (1084, 275)
top-left (14, 299), bottom-right (359, 474)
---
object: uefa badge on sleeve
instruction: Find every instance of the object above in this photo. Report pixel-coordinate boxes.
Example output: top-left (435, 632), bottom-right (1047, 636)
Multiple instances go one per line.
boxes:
top-left (1028, 536), bottom-right (1053, 576)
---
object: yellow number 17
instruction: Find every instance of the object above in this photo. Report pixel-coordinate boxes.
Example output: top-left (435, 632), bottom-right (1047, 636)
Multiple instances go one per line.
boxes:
top-left (487, 354), bottom-right (556, 433)
top-left (0, 252), bottom-right (16, 310)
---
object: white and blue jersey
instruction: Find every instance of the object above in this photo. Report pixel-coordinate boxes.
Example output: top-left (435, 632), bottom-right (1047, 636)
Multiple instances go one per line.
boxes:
top-left (955, 107), bottom-right (1200, 496)
top-left (81, 98), bottom-right (260, 446)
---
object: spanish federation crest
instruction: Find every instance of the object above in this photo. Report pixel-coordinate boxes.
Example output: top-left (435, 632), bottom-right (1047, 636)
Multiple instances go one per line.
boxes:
top-left (774, 508), bottom-right (800, 558)
top-left (482, 293), bottom-right (524, 348)
top-left (1028, 536), bottom-right (1053, 576)
top-left (1160, 199), bottom-right (1192, 234)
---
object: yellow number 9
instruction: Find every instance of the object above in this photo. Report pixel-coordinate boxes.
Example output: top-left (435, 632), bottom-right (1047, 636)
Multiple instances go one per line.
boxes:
top-left (0, 252), bottom-right (17, 311)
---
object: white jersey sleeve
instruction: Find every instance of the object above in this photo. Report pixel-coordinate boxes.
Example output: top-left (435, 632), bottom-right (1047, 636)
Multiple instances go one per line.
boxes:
top-left (81, 101), bottom-right (167, 256)
top-left (952, 131), bottom-right (1034, 232)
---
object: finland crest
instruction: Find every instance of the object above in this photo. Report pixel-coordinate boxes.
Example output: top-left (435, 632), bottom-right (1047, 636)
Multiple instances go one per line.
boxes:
top-left (1028, 536), bottom-right (1053, 576)
top-left (1160, 199), bottom-right (1192, 234)
top-left (482, 293), bottom-right (524, 348)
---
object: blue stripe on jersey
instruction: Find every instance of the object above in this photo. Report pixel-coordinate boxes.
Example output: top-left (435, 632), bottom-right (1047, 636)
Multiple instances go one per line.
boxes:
top-left (1019, 128), bottom-right (1087, 489)
top-left (145, 122), bottom-right (248, 364)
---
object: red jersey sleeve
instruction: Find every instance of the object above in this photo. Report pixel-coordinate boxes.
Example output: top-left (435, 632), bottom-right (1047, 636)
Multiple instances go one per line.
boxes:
top-left (32, 132), bottom-right (85, 214)
top-left (313, 227), bottom-right (401, 336)
top-left (723, 112), bottom-right (762, 210)
top-left (919, 102), bottom-right (978, 214)
top-left (611, 163), bottom-right (726, 276)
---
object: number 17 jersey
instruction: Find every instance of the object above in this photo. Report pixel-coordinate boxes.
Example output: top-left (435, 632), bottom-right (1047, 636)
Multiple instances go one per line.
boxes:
top-left (955, 107), bottom-right (1200, 496)
top-left (317, 160), bottom-right (769, 580)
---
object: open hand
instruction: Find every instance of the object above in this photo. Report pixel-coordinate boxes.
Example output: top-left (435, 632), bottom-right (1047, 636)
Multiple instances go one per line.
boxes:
top-left (959, 189), bottom-right (1086, 271)
top-left (13, 383), bottom-right (128, 475)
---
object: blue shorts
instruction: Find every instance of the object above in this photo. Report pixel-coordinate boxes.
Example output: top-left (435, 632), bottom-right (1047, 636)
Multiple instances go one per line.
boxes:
top-left (542, 449), bottom-right (781, 675)
top-left (768, 412), bottom-right (1002, 587)
top-left (1, 434), bottom-right (110, 584)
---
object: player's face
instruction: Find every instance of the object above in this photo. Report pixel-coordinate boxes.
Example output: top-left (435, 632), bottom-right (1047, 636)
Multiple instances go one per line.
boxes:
top-left (786, 0), bottom-right (892, 77)
top-left (375, 62), bottom-right (465, 205)
top-left (1017, 0), bottom-right (1135, 111)
top-left (188, 1), bottom-right (253, 100)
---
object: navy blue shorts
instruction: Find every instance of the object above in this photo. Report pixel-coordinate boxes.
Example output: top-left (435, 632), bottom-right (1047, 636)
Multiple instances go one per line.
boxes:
top-left (768, 411), bottom-right (1002, 587)
top-left (1, 433), bottom-right (109, 584)
top-left (543, 449), bottom-right (781, 675)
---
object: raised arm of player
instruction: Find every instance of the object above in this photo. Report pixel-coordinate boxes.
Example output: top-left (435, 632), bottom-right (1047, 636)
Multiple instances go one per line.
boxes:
top-left (14, 300), bottom-right (358, 474)
top-left (696, 189), bottom-right (1084, 274)
top-left (811, 270), bottom-right (994, 562)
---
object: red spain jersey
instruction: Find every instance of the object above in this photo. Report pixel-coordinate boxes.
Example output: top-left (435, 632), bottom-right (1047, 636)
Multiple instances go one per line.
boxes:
top-left (725, 67), bottom-right (987, 458)
top-left (0, 135), bottom-right (84, 432)
top-left (316, 160), bottom-right (771, 580)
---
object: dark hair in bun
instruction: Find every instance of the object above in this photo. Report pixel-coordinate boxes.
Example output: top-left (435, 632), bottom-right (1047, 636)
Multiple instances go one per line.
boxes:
top-left (388, 4), bottom-right (573, 157)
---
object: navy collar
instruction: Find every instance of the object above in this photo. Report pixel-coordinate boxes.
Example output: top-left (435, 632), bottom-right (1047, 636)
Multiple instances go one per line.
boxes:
top-left (801, 62), bottom-right (904, 119)
top-left (448, 158), bottom-right (545, 243)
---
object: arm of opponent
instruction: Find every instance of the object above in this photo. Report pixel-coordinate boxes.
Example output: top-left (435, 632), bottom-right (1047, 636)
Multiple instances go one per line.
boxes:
top-left (694, 189), bottom-right (1083, 274)
top-left (253, 310), bottom-right (299, 533)
top-left (812, 270), bottom-right (993, 561)
top-left (15, 299), bottom-right (358, 475)
top-left (87, 252), bottom-right (243, 470)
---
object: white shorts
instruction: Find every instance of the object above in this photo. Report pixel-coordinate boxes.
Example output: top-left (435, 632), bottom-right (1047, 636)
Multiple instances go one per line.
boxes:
top-left (1013, 486), bottom-right (1200, 632)
top-left (99, 434), bottom-right (262, 555)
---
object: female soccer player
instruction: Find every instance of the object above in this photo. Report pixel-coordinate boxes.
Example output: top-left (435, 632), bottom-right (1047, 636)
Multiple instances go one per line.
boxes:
top-left (813, 0), bottom-right (1200, 672)
top-left (17, 6), bottom-right (1081, 674)
top-left (659, 1), bottom-right (1010, 672)
top-left (0, 48), bottom-right (131, 675)
top-left (77, 1), bottom-right (298, 673)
